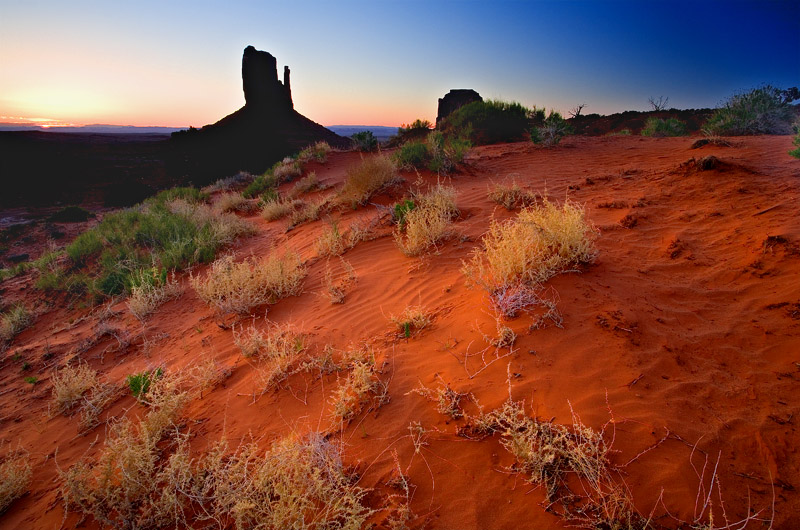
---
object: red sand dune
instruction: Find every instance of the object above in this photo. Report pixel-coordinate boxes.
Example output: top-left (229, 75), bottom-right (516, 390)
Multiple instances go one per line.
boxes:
top-left (1, 135), bottom-right (798, 529)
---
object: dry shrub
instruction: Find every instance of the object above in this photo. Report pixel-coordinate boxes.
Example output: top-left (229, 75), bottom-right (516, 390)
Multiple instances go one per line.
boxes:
top-left (330, 347), bottom-right (388, 424)
top-left (261, 197), bottom-right (301, 222)
top-left (1, 304), bottom-right (32, 344)
top-left (273, 157), bottom-right (303, 182)
top-left (128, 269), bottom-right (182, 321)
top-left (390, 306), bottom-right (431, 338)
top-left (473, 399), bottom-right (640, 529)
top-left (199, 433), bottom-right (373, 530)
top-left (298, 141), bottom-right (332, 163)
top-left (489, 282), bottom-right (542, 319)
top-left (289, 172), bottom-right (321, 198)
top-left (289, 198), bottom-right (326, 228)
top-left (191, 253), bottom-right (305, 314)
top-left (394, 184), bottom-right (458, 256)
top-left (463, 198), bottom-right (597, 293)
top-left (51, 362), bottom-right (100, 414)
top-left (338, 155), bottom-right (398, 208)
top-left (409, 382), bottom-right (466, 419)
top-left (323, 257), bottom-right (357, 304)
top-left (61, 372), bottom-right (191, 529)
top-left (317, 218), bottom-right (373, 258)
top-left (167, 199), bottom-right (254, 247)
top-left (488, 180), bottom-right (538, 210)
top-left (0, 447), bottom-right (31, 513)
top-left (214, 192), bottom-right (254, 213)
top-left (234, 321), bottom-right (306, 389)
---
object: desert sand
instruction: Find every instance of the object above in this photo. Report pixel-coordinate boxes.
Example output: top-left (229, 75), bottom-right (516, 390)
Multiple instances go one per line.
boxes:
top-left (1, 135), bottom-right (798, 529)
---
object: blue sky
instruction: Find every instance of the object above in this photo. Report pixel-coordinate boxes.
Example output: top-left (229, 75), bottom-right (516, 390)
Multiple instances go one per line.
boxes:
top-left (0, 0), bottom-right (797, 126)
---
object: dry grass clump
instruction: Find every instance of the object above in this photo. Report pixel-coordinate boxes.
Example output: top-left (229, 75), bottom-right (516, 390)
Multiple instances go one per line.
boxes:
top-left (298, 140), bottom-right (332, 163)
top-left (463, 198), bottom-right (597, 293)
top-left (234, 321), bottom-right (306, 389)
top-left (316, 218), bottom-right (371, 258)
top-left (51, 362), bottom-right (100, 413)
top-left (261, 197), bottom-right (301, 221)
top-left (213, 192), bottom-right (255, 213)
top-left (289, 198), bottom-right (326, 229)
top-left (167, 199), bottom-right (255, 248)
top-left (473, 399), bottom-right (641, 529)
top-left (61, 372), bottom-right (191, 529)
top-left (488, 180), bottom-right (538, 210)
top-left (127, 268), bottom-right (182, 320)
top-left (409, 381), bottom-right (466, 419)
top-left (288, 172), bottom-right (322, 198)
top-left (330, 347), bottom-right (388, 424)
top-left (205, 171), bottom-right (255, 192)
top-left (0, 447), bottom-right (32, 514)
top-left (200, 432), bottom-right (373, 530)
top-left (191, 253), bottom-right (305, 315)
top-left (394, 184), bottom-right (459, 256)
top-left (1, 304), bottom-right (33, 345)
top-left (338, 155), bottom-right (398, 208)
top-left (273, 157), bottom-right (304, 182)
top-left (323, 257), bottom-right (357, 304)
top-left (390, 306), bottom-right (431, 338)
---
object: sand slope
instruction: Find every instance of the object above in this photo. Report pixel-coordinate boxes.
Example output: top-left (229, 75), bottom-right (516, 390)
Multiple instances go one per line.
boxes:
top-left (1, 135), bottom-right (798, 529)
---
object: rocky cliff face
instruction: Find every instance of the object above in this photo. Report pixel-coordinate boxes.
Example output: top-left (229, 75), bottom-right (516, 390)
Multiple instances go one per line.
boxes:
top-left (436, 89), bottom-right (482, 128)
top-left (170, 46), bottom-right (344, 181)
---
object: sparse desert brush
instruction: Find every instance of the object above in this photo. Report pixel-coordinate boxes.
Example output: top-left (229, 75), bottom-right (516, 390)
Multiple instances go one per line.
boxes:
top-left (351, 130), bottom-right (378, 151)
top-left (273, 156), bottom-right (304, 182)
top-left (51, 362), bottom-right (100, 413)
top-left (322, 257), bottom-right (357, 304)
top-left (489, 282), bottom-right (543, 319)
top-left (201, 433), bottom-right (374, 530)
top-left (0, 447), bottom-right (32, 514)
top-left (394, 184), bottom-right (458, 256)
top-left (1, 304), bottom-right (32, 344)
top-left (705, 85), bottom-right (797, 136)
top-left (473, 399), bottom-right (641, 529)
top-left (790, 120), bottom-right (800, 159)
top-left (338, 154), bottom-right (398, 208)
top-left (288, 198), bottom-right (326, 228)
top-left (330, 349), bottom-right (387, 424)
top-left (315, 217), bottom-right (369, 257)
top-left (640, 117), bottom-right (687, 137)
top-left (394, 131), bottom-right (470, 174)
top-left (298, 140), bottom-right (332, 162)
top-left (127, 367), bottom-right (163, 401)
top-left (261, 197), bottom-right (300, 221)
top-left (410, 381), bottom-right (466, 419)
top-left (127, 266), bottom-right (182, 320)
top-left (213, 191), bottom-right (254, 213)
top-left (205, 171), bottom-right (256, 192)
top-left (288, 172), bottom-right (321, 198)
top-left (190, 252), bottom-right (305, 314)
top-left (243, 171), bottom-right (280, 199)
top-left (244, 323), bottom-right (306, 389)
top-left (463, 197), bottom-right (597, 293)
top-left (488, 180), bottom-right (537, 210)
top-left (390, 305), bottom-right (432, 338)
top-left (530, 110), bottom-right (573, 146)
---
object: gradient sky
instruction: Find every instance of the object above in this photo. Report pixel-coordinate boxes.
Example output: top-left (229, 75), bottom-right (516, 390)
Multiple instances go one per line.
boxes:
top-left (1, 0), bottom-right (798, 127)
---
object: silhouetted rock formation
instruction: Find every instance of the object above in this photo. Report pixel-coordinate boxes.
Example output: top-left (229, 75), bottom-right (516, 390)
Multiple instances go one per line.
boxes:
top-left (170, 46), bottom-right (344, 181)
top-left (436, 89), bottom-right (482, 128)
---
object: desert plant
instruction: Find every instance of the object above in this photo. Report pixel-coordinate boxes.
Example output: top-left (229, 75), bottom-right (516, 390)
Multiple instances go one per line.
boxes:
top-left (243, 171), bottom-right (279, 199)
top-left (288, 198), bottom-right (326, 228)
top-left (330, 349), bottom-right (386, 423)
top-left (338, 155), bottom-right (398, 208)
top-left (791, 127), bottom-right (800, 159)
top-left (322, 257), bottom-right (357, 304)
top-left (531, 110), bottom-right (573, 146)
top-left (463, 198), bottom-right (597, 293)
top-left (190, 252), bottom-right (305, 315)
top-left (1, 304), bottom-right (32, 344)
top-left (394, 184), bottom-right (458, 256)
top-left (398, 119), bottom-right (433, 135)
top-left (127, 266), bottom-right (182, 320)
top-left (705, 85), bottom-right (795, 135)
top-left (213, 192), bottom-right (254, 213)
top-left (488, 180), bottom-right (537, 210)
top-left (351, 130), bottom-right (378, 151)
top-left (392, 199), bottom-right (416, 228)
top-left (641, 117), bottom-right (687, 137)
top-left (440, 99), bottom-right (537, 145)
top-left (298, 141), bottom-right (332, 163)
top-left (127, 367), bottom-right (163, 401)
top-left (273, 157), bottom-right (304, 182)
top-left (205, 171), bottom-right (256, 192)
top-left (288, 172), bottom-right (321, 198)
top-left (648, 95), bottom-right (669, 111)
top-left (390, 306), bottom-right (431, 338)
top-left (260, 197), bottom-right (300, 221)
top-left (394, 140), bottom-right (430, 170)
top-left (51, 362), bottom-right (100, 414)
top-left (0, 448), bottom-right (31, 514)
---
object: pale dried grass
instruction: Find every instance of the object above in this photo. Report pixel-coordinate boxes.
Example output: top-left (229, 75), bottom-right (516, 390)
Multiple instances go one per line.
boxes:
top-left (330, 347), bottom-right (388, 424)
top-left (394, 184), bottom-right (458, 256)
top-left (261, 197), bottom-right (301, 221)
top-left (51, 362), bottom-right (100, 414)
top-left (289, 198), bottom-right (326, 228)
top-left (463, 198), bottom-right (597, 293)
top-left (128, 270), bottom-right (182, 321)
top-left (289, 172), bottom-right (321, 198)
top-left (322, 257), bottom-right (357, 304)
top-left (190, 253), bottom-right (305, 315)
top-left (234, 321), bottom-right (306, 389)
top-left (390, 306), bottom-right (431, 338)
top-left (298, 141), bottom-right (332, 163)
top-left (213, 192), bottom-right (256, 214)
top-left (487, 180), bottom-right (538, 210)
top-left (273, 157), bottom-right (303, 182)
top-left (0, 447), bottom-right (31, 514)
top-left (1, 304), bottom-right (32, 344)
top-left (166, 199), bottom-right (254, 246)
top-left (338, 155), bottom-right (398, 208)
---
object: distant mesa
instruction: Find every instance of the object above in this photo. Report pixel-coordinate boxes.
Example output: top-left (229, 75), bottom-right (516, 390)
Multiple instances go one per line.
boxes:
top-left (170, 46), bottom-right (345, 180)
top-left (436, 89), bottom-right (482, 128)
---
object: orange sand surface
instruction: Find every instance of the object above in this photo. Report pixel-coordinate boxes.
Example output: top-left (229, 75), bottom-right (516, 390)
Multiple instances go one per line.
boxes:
top-left (1, 135), bottom-right (798, 529)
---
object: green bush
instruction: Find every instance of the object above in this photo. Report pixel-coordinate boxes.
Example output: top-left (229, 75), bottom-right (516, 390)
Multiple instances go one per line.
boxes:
top-left (398, 119), bottom-right (433, 135)
top-left (440, 99), bottom-right (539, 145)
top-left (126, 367), bottom-right (163, 400)
top-left (531, 110), bottom-right (573, 146)
top-left (641, 117), bottom-right (687, 137)
top-left (393, 132), bottom-right (470, 173)
top-left (392, 199), bottom-right (416, 228)
top-left (705, 85), bottom-right (795, 135)
top-left (351, 131), bottom-right (378, 152)
top-left (394, 141), bottom-right (430, 169)
top-left (791, 126), bottom-right (800, 159)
